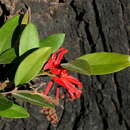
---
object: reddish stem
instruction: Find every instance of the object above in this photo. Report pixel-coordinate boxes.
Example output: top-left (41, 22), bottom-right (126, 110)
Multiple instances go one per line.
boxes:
top-left (56, 86), bottom-right (60, 104)
top-left (43, 81), bottom-right (53, 95)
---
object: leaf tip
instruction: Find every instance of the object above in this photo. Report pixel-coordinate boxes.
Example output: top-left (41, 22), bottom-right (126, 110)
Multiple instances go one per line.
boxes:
top-left (61, 33), bottom-right (65, 37)
top-left (59, 33), bottom-right (65, 40)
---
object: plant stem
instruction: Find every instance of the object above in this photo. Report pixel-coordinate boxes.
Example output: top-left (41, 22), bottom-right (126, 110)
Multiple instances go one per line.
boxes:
top-left (0, 87), bottom-right (18, 96)
top-left (38, 71), bottom-right (55, 77)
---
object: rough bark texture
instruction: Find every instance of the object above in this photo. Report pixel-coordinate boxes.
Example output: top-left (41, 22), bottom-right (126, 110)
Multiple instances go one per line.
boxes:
top-left (0, 0), bottom-right (130, 130)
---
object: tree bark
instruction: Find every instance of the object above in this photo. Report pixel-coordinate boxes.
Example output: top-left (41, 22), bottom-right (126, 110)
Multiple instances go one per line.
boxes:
top-left (0, 0), bottom-right (130, 130)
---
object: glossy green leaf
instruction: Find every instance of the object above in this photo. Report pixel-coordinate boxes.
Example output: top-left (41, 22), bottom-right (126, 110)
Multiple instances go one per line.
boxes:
top-left (40, 33), bottom-right (65, 52)
top-left (0, 48), bottom-right (16, 64)
top-left (12, 91), bottom-right (55, 108)
top-left (62, 52), bottom-right (130, 75)
top-left (0, 103), bottom-right (29, 118)
top-left (0, 15), bottom-right (20, 54)
top-left (19, 23), bottom-right (39, 56)
top-left (0, 94), bottom-right (12, 111)
top-left (15, 47), bottom-right (52, 86)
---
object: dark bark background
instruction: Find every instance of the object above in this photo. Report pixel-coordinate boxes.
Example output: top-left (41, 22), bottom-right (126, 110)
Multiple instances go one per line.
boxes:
top-left (0, 0), bottom-right (130, 130)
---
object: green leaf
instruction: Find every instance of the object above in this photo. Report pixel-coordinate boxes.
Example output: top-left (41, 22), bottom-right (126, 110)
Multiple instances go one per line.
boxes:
top-left (15, 47), bottom-right (52, 86)
top-left (62, 52), bottom-right (130, 75)
top-left (0, 48), bottom-right (16, 64)
top-left (61, 59), bottom-right (90, 75)
top-left (40, 33), bottom-right (65, 52)
top-left (0, 15), bottom-right (20, 54)
top-left (0, 103), bottom-right (29, 118)
top-left (0, 94), bottom-right (12, 111)
top-left (19, 23), bottom-right (39, 56)
top-left (0, 94), bottom-right (29, 118)
top-left (12, 91), bottom-right (55, 108)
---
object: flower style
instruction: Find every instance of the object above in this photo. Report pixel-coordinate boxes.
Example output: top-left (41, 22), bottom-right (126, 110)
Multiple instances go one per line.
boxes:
top-left (42, 48), bottom-right (83, 104)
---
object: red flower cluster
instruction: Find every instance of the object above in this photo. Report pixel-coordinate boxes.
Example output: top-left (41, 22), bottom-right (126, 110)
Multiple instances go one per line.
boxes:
top-left (43, 48), bottom-right (83, 104)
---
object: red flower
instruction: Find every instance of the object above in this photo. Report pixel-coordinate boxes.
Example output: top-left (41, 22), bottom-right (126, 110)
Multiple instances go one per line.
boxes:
top-left (42, 48), bottom-right (83, 104)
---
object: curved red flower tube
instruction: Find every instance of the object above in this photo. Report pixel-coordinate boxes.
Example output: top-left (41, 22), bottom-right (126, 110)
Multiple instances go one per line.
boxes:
top-left (42, 48), bottom-right (83, 104)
